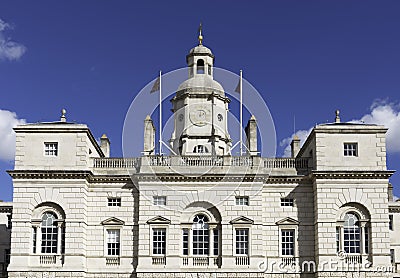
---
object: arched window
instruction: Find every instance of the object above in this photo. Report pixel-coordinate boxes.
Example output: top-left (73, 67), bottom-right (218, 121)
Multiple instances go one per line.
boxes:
top-left (336, 206), bottom-right (370, 257)
top-left (197, 59), bottom-right (205, 74)
top-left (193, 145), bottom-right (208, 153)
top-left (31, 203), bottom-right (65, 257)
top-left (343, 212), bottom-right (361, 254)
top-left (41, 212), bottom-right (58, 254)
top-left (192, 214), bottom-right (209, 255)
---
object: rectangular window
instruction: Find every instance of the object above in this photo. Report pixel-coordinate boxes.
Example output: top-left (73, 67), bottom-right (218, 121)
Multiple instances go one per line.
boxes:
top-left (280, 198), bottom-right (294, 207)
top-left (108, 197), bottom-right (121, 207)
top-left (235, 229), bottom-right (249, 255)
top-left (344, 226), bottom-right (361, 254)
top-left (235, 196), bottom-right (249, 206)
top-left (213, 229), bottom-right (219, 256)
top-left (182, 229), bottom-right (189, 256)
top-left (7, 214), bottom-right (12, 229)
top-left (44, 142), bottom-right (58, 156)
top-left (153, 196), bottom-right (166, 206)
top-left (281, 229), bottom-right (295, 256)
top-left (336, 227), bottom-right (340, 252)
top-left (33, 227), bottom-right (37, 253)
top-left (389, 215), bottom-right (394, 231)
top-left (364, 227), bottom-right (369, 254)
top-left (344, 143), bottom-right (358, 157)
top-left (391, 249), bottom-right (395, 264)
top-left (107, 229), bottom-right (120, 256)
top-left (152, 228), bottom-right (166, 255)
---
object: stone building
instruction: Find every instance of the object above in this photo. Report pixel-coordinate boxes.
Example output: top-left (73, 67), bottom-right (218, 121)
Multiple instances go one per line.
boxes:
top-left (2, 35), bottom-right (400, 278)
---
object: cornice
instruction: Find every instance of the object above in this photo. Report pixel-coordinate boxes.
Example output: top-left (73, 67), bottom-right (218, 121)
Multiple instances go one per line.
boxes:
top-left (135, 173), bottom-right (266, 183)
top-left (310, 170), bottom-right (395, 179)
top-left (265, 176), bottom-right (310, 184)
top-left (7, 170), bottom-right (93, 181)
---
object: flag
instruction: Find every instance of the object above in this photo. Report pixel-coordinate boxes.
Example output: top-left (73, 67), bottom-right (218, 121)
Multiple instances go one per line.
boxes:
top-left (234, 78), bottom-right (241, 94)
top-left (150, 76), bottom-right (160, 93)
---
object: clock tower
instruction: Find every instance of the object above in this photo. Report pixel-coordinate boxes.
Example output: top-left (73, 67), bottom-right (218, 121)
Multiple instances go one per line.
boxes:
top-left (169, 32), bottom-right (232, 156)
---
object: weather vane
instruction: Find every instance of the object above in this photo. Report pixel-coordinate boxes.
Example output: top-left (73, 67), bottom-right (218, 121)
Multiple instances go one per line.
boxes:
top-left (198, 22), bottom-right (203, 45)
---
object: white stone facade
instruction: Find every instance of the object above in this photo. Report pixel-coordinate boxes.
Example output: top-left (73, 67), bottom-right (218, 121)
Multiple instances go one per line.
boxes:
top-left (3, 40), bottom-right (400, 278)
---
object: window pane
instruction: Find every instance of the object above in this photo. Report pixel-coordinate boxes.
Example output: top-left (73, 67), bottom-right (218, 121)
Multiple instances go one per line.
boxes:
top-left (192, 214), bottom-right (209, 255)
top-left (281, 229), bottom-right (295, 256)
top-left (41, 212), bottom-right (58, 254)
top-left (281, 198), bottom-right (294, 207)
top-left (107, 229), bottom-right (120, 256)
top-left (235, 229), bottom-right (249, 255)
top-left (153, 228), bottom-right (166, 255)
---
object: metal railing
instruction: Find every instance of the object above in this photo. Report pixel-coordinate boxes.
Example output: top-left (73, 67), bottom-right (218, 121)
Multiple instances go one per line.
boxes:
top-left (235, 256), bottom-right (250, 266)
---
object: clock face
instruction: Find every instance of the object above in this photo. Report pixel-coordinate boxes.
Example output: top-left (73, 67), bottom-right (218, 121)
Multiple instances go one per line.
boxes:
top-left (189, 105), bottom-right (210, 126)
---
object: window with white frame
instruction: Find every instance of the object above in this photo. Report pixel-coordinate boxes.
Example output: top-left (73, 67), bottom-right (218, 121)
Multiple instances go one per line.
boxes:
top-left (182, 229), bottom-right (189, 255)
top-left (213, 228), bottom-right (219, 256)
top-left (44, 142), bottom-right (58, 156)
top-left (153, 196), bottom-right (166, 206)
top-left (344, 143), bottom-right (358, 157)
top-left (343, 213), bottom-right (361, 254)
top-left (33, 227), bottom-right (37, 253)
top-left (41, 212), bottom-right (58, 254)
top-left (280, 198), bottom-right (294, 207)
top-left (281, 229), bottom-right (295, 256)
top-left (336, 208), bottom-right (370, 256)
top-left (235, 196), bottom-right (249, 206)
top-left (152, 228), bottom-right (166, 255)
top-left (235, 228), bottom-right (249, 255)
top-left (192, 214), bottom-right (209, 255)
top-left (108, 197), bottom-right (121, 207)
top-left (107, 229), bottom-right (120, 256)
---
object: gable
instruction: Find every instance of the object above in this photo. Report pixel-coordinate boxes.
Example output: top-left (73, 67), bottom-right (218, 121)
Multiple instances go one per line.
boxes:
top-left (101, 217), bottom-right (125, 226)
top-left (229, 216), bottom-right (254, 225)
top-left (147, 216), bottom-right (171, 224)
top-left (275, 217), bottom-right (299, 225)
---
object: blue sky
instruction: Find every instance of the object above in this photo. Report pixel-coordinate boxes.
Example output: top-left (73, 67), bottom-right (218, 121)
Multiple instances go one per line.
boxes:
top-left (1, 1), bottom-right (400, 201)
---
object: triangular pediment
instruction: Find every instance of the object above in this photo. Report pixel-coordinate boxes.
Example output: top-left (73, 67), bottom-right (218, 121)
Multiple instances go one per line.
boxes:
top-left (147, 216), bottom-right (171, 224)
top-left (276, 217), bottom-right (299, 225)
top-left (101, 217), bottom-right (125, 226)
top-left (229, 216), bottom-right (254, 225)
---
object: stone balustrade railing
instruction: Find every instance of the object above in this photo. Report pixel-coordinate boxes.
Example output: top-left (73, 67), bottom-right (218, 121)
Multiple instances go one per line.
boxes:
top-left (92, 156), bottom-right (311, 170)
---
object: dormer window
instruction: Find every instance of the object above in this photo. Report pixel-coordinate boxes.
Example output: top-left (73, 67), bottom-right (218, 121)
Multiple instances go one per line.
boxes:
top-left (193, 145), bottom-right (208, 153)
top-left (197, 59), bottom-right (205, 74)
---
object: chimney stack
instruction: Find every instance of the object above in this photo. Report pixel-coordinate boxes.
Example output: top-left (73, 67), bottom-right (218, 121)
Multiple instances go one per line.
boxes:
top-left (100, 134), bottom-right (110, 157)
top-left (290, 135), bottom-right (300, 158)
top-left (143, 115), bottom-right (156, 155)
top-left (245, 115), bottom-right (258, 156)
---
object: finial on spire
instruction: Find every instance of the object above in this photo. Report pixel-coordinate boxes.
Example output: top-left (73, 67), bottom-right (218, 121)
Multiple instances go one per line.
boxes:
top-left (198, 22), bottom-right (203, 45)
top-left (335, 109), bottom-right (340, 123)
top-left (60, 108), bottom-right (67, 122)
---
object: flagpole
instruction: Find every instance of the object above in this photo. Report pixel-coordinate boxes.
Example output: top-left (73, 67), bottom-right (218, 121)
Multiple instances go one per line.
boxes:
top-left (240, 69), bottom-right (243, 156)
top-left (159, 70), bottom-right (162, 155)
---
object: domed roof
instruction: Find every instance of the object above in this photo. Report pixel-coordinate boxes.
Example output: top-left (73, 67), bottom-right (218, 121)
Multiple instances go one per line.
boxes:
top-left (177, 75), bottom-right (224, 95)
top-left (189, 45), bottom-right (213, 55)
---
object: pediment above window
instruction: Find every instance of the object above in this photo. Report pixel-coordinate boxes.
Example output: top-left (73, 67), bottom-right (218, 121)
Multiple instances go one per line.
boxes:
top-left (276, 217), bottom-right (299, 225)
top-left (147, 216), bottom-right (171, 224)
top-left (101, 217), bottom-right (125, 226)
top-left (229, 216), bottom-right (254, 225)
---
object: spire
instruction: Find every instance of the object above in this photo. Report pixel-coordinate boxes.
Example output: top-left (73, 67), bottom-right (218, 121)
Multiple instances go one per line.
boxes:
top-left (198, 22), bottom-right (203, 45)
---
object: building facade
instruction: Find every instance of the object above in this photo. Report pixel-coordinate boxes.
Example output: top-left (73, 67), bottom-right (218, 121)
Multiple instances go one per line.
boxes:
top-left (3, 38), bottom-right (400, 278)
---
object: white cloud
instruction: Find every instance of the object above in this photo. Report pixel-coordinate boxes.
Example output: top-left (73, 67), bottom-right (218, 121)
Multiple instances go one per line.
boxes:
top-left (353, 100), bottom-right (400, 153)
top-left (0, 18), bottom-right (27, 61)
top-left (279, 100), bottom-right (400, 156)
top-left (0, 110), bottom-right (26, 162)
top-left (279, 128), bottom-right (312, 157)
